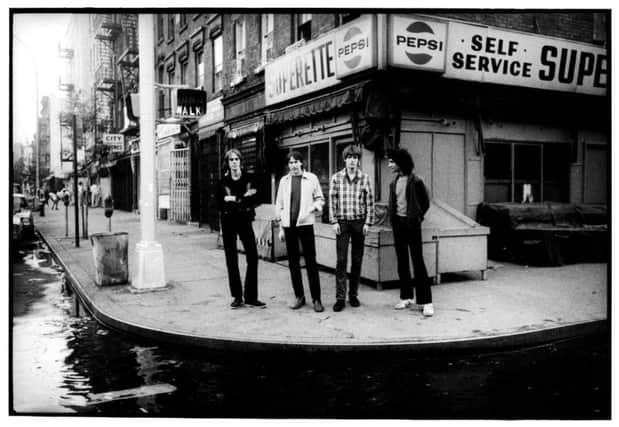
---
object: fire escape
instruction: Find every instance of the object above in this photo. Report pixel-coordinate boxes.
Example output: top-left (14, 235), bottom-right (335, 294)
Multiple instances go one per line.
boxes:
top-left (58, 45), bottom-right (76, 165)
top-left (94, 14), bottom-right (122, 148)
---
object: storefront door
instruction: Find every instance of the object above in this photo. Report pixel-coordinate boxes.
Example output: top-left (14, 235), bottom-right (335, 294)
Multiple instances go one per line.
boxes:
top-left (584, 143), bottom-right (607, 204)
top-left (198, 137), bottom-right (220, 230)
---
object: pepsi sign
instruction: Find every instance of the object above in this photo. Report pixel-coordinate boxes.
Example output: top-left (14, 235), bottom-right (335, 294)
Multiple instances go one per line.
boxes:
top-left (389, 15), bottom-right (447, 72)
top-left (334, 15), bottom-right (377, 78)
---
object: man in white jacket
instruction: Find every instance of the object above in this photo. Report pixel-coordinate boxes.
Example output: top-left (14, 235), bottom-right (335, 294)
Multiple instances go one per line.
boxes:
top-left (276, 150), bottom-right (325, 312)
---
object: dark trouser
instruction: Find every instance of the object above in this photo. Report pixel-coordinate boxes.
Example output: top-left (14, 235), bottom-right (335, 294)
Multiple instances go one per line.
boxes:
top-left (221, 216), bottom-right (258, 302)
top-left (392, 215), bottom-right (432, 305)
top-left (335, 219), bottom-right (365, 301)
top-left (284, 225), bottom-right (321, 302)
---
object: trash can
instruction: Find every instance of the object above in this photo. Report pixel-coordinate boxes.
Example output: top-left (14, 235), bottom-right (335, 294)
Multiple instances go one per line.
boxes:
top-left (90, 232), bottom-right (129, 286)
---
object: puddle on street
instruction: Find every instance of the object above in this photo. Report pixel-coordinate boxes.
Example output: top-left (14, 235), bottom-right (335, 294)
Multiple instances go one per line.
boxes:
top-left (10, 237), bottom-right (611, 418)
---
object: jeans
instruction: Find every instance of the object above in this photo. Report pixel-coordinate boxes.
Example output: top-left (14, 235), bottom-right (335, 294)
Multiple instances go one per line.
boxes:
top-left (392, 215), bottom-right (432, 304)
top-left (284, 225), bottom-right (321, 302)
top-left (335, 219), bottom-right (365, 301)
top-left (221, 216), bottom-right (258, 302)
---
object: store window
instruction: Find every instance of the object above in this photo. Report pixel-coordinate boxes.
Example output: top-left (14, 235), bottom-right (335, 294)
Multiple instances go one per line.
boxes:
top-left (276, 141), bottom-right (330, 222)
top-left (484, 142), bottom-right (570, 203)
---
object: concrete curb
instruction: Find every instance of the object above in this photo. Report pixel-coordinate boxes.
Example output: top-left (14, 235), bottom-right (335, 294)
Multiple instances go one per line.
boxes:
top-left (37, 227), bottom-right (608, 354)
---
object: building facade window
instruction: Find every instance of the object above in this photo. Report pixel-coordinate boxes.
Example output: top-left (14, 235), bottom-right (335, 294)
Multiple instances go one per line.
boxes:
top-left (336, 13), bottom-right (361, 26)
top-left (233, 19), bottom-right (246, 77)
top-left (158, 65), bottom-right (165, 118)
top-left (167, 14), bottom-right (175, 41)
top-left (157, 14), bottom-right (164, 41)
top-left (194, 50), bottom-right (204, 88)
top-left (295, 13), bottom-right (312, 42)
top-left (179, 13), bottom-right (187, 29)
top-left (484, 141), bottom-right (570, 203)
top-left (180, 60), bottom-right (188, 85)
top-left (261, 14), bottom-right (274, 65)
top-left (213, 35), bottom-right (223, 92)
top-left (167, 69), bottom-right (175, 113)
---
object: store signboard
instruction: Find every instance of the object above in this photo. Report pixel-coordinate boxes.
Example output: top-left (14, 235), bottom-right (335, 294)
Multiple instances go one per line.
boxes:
top-left (389, 15), bottom-right (448, 72)
top-left (265, 33), bottom-right (338, 106)
top-left (102, 133), bottom-right (125, 153)
top-left (444, 22), bottom-right (608, 96)
top-left (156, 123), bottom-right (181, 139)
top-left (334, 15), bottom-right (377, 78)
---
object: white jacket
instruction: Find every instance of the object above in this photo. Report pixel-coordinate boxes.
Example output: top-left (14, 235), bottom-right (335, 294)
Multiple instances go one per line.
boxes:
top-left (275, 171), bottom-right (325, 228)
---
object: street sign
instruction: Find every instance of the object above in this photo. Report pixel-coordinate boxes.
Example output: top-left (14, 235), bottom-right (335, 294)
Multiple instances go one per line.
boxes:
top-left (172, 88), bottom-right (207, 118)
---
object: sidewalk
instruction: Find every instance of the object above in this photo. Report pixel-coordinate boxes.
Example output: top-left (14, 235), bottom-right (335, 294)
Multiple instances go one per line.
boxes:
top-left (34, 206), bottom-right (608, 352)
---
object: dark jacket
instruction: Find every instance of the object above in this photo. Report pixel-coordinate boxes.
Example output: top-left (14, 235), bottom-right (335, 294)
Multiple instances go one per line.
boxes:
top-left (217, 173), bottom-right (258, 221)
top-left (388, 173), bottom-right (430, 224)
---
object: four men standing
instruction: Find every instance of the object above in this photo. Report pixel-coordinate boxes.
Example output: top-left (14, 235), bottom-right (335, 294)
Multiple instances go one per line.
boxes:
top-left (221, 144), bottom-right (434, 317)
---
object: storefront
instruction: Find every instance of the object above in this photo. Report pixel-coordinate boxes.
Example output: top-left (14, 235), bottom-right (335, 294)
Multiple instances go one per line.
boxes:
top-left (155, 122), bottom-right (184, 221)
top-left (196, 97), bottom-right (225, 230)
top-left (259, 13), bottom-right (608, 282)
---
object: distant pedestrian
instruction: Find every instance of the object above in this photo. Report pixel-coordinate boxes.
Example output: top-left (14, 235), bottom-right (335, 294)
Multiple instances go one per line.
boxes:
top-left (90, 183), bottom-right (101, 207)
top-left (276, 150), bottom-right (325, 312)
top-left (217, 148), bottom-right (264, 309)
top-left (44, 187), bottom-right (50, 206)
top-left (50, 192), bottom-right (59, 210)
top-left (328, 145), bottom-right (375, 312)
top-left (386, 148), bottom-right (434, 317)
top-left (77, 181), bottom-right (87, 206)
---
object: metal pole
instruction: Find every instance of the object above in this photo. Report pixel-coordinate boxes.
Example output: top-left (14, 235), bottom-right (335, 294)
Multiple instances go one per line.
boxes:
top-left (133, 13), bottom-right (166, 290)
top-left (65, 203), bottom-right (68, 237)
top-left (73, 114), bottom-right (79, 247)
top-left (140, 14), bottom-right (156, 243)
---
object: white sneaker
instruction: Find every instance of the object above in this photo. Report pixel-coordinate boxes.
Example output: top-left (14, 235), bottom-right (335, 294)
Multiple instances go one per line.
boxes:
top-left (423, 303), bottom-right (434, 317)
top-left (394, 299), bottom-right (414, 310)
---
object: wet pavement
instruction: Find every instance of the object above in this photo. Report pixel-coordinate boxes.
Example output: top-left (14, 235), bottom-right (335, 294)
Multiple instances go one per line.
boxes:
top-left (10, 233), bottom-right (611, 418)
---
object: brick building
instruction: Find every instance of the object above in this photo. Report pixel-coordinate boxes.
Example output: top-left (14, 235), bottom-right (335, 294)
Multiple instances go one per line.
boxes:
top-left (151, 11), bottom-right (608, 271)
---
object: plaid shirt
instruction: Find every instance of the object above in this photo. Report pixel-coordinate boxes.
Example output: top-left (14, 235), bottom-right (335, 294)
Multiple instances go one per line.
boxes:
top-left (329, 168), bottom-right (375, 225)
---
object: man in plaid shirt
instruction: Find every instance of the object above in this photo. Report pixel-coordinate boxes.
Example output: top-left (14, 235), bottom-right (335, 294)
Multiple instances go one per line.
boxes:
top-left (329, 145), bottom-right (375, 312)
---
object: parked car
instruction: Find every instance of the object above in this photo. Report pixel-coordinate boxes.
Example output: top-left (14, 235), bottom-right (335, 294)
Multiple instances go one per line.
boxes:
top-left (13, 193), bottom-right (34, 241)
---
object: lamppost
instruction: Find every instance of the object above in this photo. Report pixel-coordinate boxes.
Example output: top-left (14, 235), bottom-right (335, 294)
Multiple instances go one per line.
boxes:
top-left (133, 14), bottom-right (166, 291)
top-left (15, 36), bottom-right (40, 199)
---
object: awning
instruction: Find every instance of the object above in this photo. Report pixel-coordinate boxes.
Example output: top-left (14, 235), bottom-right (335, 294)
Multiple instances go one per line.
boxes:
top-left (265, 80), bottom-right (368, 126)
top-left (198, 121), bottom-right (224, 140)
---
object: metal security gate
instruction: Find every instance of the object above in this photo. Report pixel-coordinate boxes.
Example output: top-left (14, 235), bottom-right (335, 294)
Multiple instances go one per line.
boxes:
top-left (170, 148), bottom-right (191, 223)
